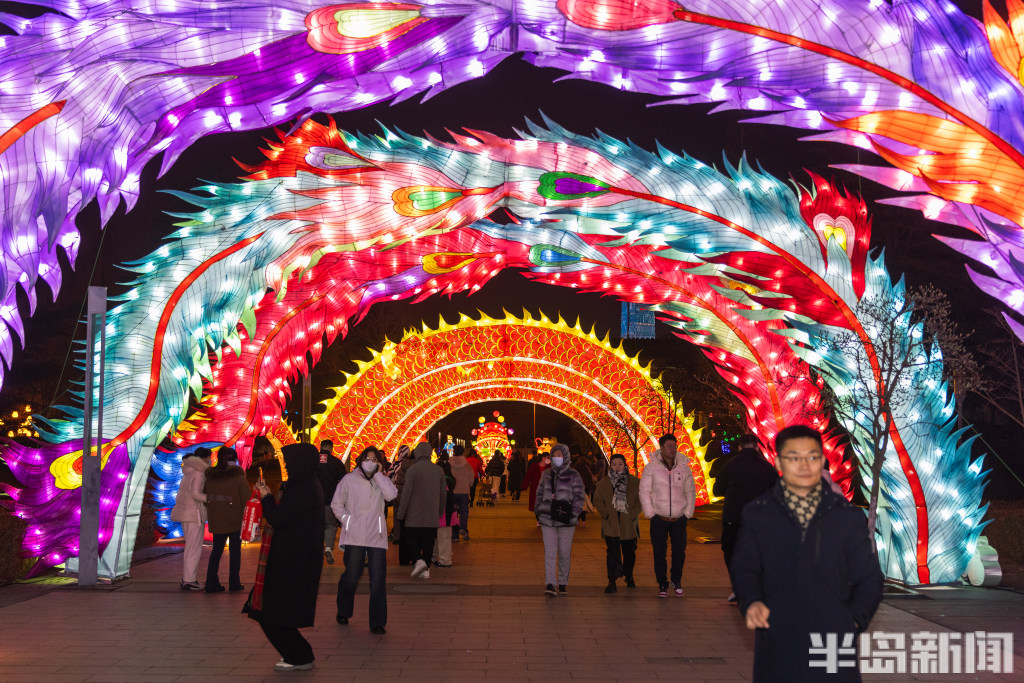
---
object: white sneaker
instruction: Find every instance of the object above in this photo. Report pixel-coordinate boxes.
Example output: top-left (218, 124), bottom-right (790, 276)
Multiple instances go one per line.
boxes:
top-left (410, 559), bottom-right (428, 578)
top-left (419, 569), bottom-right (430, 579)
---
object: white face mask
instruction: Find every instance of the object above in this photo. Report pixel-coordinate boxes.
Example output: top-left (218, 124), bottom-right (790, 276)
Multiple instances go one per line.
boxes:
top-left (551, 456), bottom-right (564, 468)
top-left (361, 461), bottom-right (378, 474)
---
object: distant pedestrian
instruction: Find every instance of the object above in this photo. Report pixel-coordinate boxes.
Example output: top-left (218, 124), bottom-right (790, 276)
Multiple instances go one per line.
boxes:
top-left (245, 443), bottom-right (324, 672)
top-left (397, 442), bottom-right (447, 580)
top-left (522, 451), bottom-right (551, 518)
top-left (391, 444), bottom-right (415, 561)
top-left (507, 450), bottom-right (527, 502)
top-left (316, 439), bottom-right (347, 565)
top-left (203, 446), bottom-right (250, 593)
top-left (449, 444), bottom-right (474, 540)
top-left (171, 447), bottom-right (211, 591)
top-left (712, 433), bottom-right (778, 602)
top-left (433, 449), bottom-right (457, 568)
top-left (593, 453), bottom-right (641, 593)
top-left (639, 434), bottom-right (697, 598)
top-left (534, 443), bottom-right (585, 596)
top-left (486, 450), bottom-right (506, 499)
top-left (466, 448), bottom-right (484, 503)
top-left (332, 447), bottom-right (397, 635)
top-left (731, 425), bottom-right (883, 682)
top-left (590, 450), bottom-right (608, 483)
top-left (574, 449), bottom-right (594, 525)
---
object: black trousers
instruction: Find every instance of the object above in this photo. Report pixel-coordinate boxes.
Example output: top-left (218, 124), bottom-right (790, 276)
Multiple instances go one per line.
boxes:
top-left (604, 535), bottom-right (637, 582)
top-left (649, 515), bottom-right (688, 586)
top-left (396, 519), bottom-right (410, 565)
top-left (402, 526), bottom-right (437, 566)
top-left (260, 623), bottom-right (314, 665)
top-left (721, 521), bottom-right (740, 569)
top-left (336, 546), bottom-right (387, 630)
top-left (206, 530), bottom-right (242, 589)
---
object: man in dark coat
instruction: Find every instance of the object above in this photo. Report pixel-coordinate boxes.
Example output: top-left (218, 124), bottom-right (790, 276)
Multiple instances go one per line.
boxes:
top-left (316, 439), bottom-right (346, 565)
top-left (397, 442), bottom-right (447, 580)
top-left (713, 434), bottom-right (779, 584)
top-left (246, 443), bottom-right (325, 672)
top-left (731, 425), bottom-right (883, 682)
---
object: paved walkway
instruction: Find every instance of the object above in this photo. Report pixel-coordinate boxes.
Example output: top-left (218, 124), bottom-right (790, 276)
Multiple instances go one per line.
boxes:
top-left (0, 498), bottom-right (1021, 681)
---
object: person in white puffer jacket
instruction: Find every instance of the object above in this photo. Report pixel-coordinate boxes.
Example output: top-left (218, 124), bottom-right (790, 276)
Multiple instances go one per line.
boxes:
top-left (639, 434), bottom-right (697, 598)
top-left (331, 446), bottom-right (398, 634)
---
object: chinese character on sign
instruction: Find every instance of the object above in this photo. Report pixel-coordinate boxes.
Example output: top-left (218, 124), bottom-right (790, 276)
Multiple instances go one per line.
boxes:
top-left (909, 631), bottom-right (962, 674)
top-left (860, 631), bottom-right (907, 674)
top-left (809, 633), bottom-right (857, 673)
top-left (969, 631), bottom-right (1014, 674)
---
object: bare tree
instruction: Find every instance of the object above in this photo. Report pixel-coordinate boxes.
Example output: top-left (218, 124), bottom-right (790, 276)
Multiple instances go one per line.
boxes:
top-left (814, 284), bottom-right (975, 539)
top-left (595, 395), bottom-right (652, 473)
top-left (961, 310), bottom-right (1024, 430)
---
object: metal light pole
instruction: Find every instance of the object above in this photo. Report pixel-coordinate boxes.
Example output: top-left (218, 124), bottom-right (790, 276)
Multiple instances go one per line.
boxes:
top-left (79, 287), bottom-right (106, 586)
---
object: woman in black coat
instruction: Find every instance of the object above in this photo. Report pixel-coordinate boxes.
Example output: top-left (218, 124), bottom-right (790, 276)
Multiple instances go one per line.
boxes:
top-left (245, 443), bottom-right (325, 672)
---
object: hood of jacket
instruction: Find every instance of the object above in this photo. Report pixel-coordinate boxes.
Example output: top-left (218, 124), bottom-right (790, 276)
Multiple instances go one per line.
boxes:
top-left (206, 463), bottom-right (244, 480)
top-left (282, 443), bottom-right (319, 482)
top-left (413, 442), bottom-right (433, 460)
top-left (181, 456), bottom-right (209, 475)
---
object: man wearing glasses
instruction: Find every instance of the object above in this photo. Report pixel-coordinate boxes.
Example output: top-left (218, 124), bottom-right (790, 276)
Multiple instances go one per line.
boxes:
top-left (730, 425), bottom-right (883, 682)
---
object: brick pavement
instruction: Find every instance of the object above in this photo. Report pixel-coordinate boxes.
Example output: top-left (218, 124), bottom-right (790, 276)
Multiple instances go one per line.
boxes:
top-left (0, 498), bottom-right (1021, 681)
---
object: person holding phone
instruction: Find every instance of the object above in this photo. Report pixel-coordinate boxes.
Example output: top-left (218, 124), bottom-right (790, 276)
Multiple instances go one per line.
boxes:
top-left (533, 443), bottom-right (585, 596)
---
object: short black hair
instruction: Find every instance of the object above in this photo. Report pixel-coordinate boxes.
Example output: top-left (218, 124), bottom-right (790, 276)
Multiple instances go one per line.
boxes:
top-left (609, 453), bottom-right (627, 465)
top-left (452, 444), bottom-right (465, 457)
top-left (738, 434), bottom-right (759, 449)
top-left (658, 434), bottom-right (677, 447)
top-left (774, 425), bottom-right (823, 453)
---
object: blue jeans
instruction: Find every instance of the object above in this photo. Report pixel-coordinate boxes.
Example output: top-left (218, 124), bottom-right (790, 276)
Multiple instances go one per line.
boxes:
top-left (336, 546), bottom-right (387, 630)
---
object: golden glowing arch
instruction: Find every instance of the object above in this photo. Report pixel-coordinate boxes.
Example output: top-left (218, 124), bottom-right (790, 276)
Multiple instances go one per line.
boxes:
top-left (305, 312), bottom-right (712, 503)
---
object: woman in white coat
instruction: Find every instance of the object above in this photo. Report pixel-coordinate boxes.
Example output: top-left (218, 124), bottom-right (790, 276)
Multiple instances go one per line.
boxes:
top-left (331, 446), bottom-right (397, 634)
top-left (170, 447), bottom-right (211, 590)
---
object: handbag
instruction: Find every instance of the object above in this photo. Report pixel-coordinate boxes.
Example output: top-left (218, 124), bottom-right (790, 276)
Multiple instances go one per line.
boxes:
top-left (548, 470), bottom-right (573, 524)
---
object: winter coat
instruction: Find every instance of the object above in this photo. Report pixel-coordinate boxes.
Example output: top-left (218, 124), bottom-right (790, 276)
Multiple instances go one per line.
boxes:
top-left (449, 455), bottom-right (474, 495)
top-left (438, 460), bottom-right (457, 526)
top-left (248, 443), bottom-right (324, 628)
top-left (394, 455), bottom-right (416, 500)
top-left (534, 463), bottom-right (586, 527)
top-left (593, 473), bottom-right (641, 540)
top-left (575, 457), bottom-right (595, 491)
top-left (171, 457), bottom-right (209, 524)
top-left (316, 453), bottom-right (347, 503)
top-left (639, 448), bottom-right (697, 520)
top-left (331, 466), bottom-right (398, 550)
top-left (507, 456), bottom-right (527, 491)
top-left (486, 454), bottom-right (506, 476)
top-left (731, 482), bottom-right (884, 683)
top-left (397, 443), bottom-right (447, 527)
top-left (203, 464), bottom-right (250, 534)
top-left (467, 454), bottom-right (484, 479)
top-left (712, 447), bottom-right (779, 525)
top-left (521, 461), bottom-right (550, 512)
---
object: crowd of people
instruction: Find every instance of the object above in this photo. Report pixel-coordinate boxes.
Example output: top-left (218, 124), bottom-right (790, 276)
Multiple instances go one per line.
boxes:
top-left (169, 426), bottom-right (883, 680)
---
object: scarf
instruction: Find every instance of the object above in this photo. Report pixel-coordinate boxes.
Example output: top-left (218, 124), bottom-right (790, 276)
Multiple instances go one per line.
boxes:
top-left (609, 471), bottom-right (628, 514)
top-left (781, 479), bottom-right (822, 539)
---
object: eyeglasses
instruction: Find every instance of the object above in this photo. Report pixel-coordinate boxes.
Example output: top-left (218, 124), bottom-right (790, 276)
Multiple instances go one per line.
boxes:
top-left (778, 455), bottom-right (822, 465)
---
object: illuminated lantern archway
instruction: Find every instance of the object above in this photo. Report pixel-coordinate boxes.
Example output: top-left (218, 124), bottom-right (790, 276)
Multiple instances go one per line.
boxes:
top-left (2, 120), bottom-right (982, 586)
top-left (305, 312), bottom-right (709, 499)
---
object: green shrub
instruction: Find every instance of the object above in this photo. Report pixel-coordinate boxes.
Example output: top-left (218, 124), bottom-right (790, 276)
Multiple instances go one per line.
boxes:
top-left (984, 500), bottom-right (1024, 565)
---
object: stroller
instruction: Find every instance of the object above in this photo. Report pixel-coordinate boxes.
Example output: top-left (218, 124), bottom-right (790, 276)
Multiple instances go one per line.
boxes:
top-left (475, 475), bottom-right (496, 507)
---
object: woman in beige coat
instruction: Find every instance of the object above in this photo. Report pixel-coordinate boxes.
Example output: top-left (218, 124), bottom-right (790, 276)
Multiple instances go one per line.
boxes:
top-left (170, 447), bottom-right (211, 590)
top-left (593, 453), bottom-right (641, 593)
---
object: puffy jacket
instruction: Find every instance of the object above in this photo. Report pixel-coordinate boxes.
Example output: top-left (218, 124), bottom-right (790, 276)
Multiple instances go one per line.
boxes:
top-left (331, 467), bottom-right (398, 550)
top-left (171, 457), bottom-right (209, 524)
top-left (534, 463), bottom-right (585, 527)
top-left (639, 448), bottom-right (697, 520)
